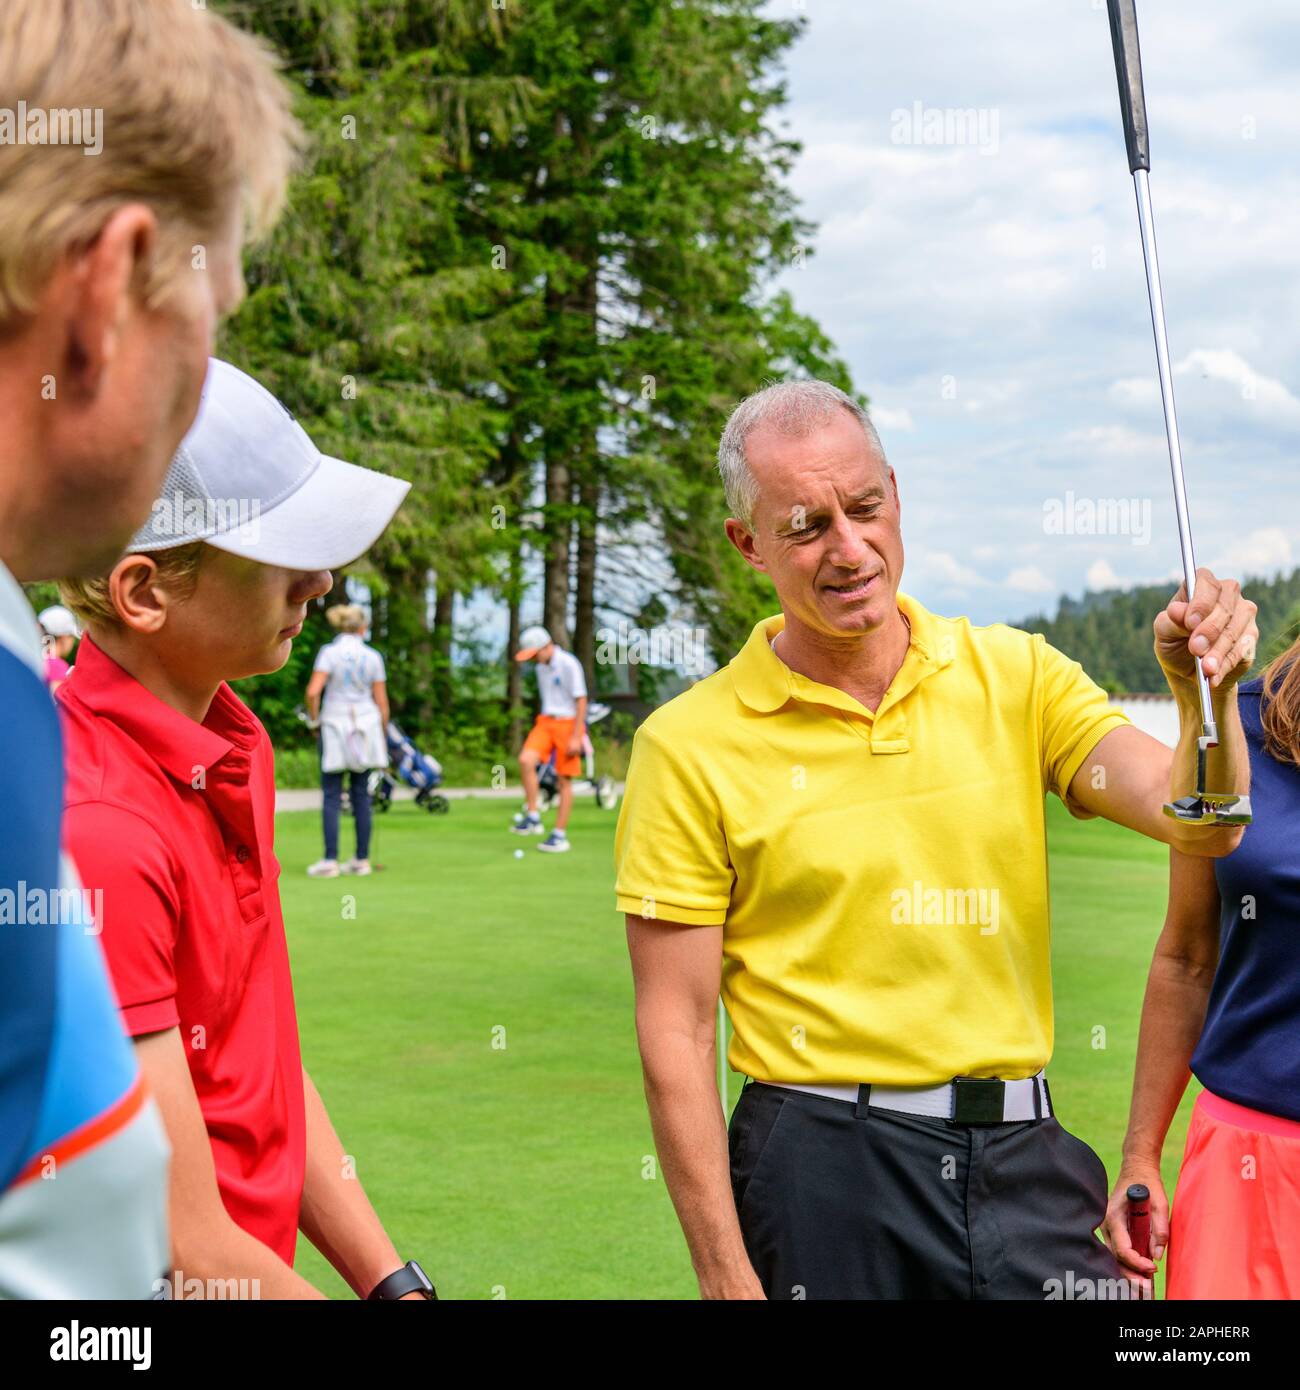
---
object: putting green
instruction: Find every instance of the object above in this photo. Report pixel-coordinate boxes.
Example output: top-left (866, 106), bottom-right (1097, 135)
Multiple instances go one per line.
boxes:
top-left (278, 793), bottom-right (1193, 1299)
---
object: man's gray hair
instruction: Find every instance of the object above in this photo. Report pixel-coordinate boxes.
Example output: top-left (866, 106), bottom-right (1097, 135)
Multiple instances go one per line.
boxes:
top-left (717, 379), bottom-right (885, 530)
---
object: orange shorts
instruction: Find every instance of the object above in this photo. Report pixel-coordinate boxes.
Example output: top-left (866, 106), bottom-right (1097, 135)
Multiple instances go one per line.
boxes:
top-left (1166, 1089), bottom-right (1300, 1299)
top-left (524, 715), bottom-right (582, 777)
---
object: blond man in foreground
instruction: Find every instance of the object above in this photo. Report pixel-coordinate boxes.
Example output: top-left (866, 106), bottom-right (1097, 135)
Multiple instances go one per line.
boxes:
top-left (0, 0), bottom-right (298, 1298)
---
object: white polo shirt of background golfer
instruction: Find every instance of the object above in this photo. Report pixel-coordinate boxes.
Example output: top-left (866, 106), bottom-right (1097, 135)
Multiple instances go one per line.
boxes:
top-left (536, 647), bottom-right (587, 719)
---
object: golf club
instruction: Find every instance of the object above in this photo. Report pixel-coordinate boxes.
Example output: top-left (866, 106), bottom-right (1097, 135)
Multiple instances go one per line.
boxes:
top-left (1106, 0), bottom-right (1251, 826)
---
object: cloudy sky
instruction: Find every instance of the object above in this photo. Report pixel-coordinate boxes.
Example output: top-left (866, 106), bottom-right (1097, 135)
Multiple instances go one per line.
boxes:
top-left (763, 0), bottom-right (1300, 625)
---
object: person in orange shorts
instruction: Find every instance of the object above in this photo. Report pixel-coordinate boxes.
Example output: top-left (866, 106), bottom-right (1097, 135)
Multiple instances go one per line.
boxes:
top-left (511, 626), bottom-right (588, 853)
top-left (1105, 632), bottom-right (1300, 1299)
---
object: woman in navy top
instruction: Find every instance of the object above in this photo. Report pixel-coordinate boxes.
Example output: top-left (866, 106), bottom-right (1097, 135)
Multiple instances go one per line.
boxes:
top-left (1105, 653), bottom-right (1300, 1298)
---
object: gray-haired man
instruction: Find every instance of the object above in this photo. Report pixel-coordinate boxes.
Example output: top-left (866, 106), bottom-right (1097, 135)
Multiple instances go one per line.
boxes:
top-left (616, 379), bottom-right (1256, 1299)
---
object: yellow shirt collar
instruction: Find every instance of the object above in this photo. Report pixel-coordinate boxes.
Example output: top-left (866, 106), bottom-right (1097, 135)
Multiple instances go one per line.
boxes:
top-left (730, 590), bottom-right (951, 718)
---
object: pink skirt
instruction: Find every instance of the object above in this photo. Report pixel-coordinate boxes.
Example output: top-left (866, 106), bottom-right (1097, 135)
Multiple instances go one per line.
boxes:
top-left (1166, 1088), bottom-right (1300, 1299)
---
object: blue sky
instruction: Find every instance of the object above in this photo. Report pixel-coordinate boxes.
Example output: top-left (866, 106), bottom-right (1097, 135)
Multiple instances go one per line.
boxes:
top-left (763, 0), bottom-right (1300, 625)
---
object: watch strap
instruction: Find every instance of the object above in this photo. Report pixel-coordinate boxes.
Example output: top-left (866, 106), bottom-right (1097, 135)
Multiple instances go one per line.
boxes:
top-left (367, 1260), bottom-right (436, 1301)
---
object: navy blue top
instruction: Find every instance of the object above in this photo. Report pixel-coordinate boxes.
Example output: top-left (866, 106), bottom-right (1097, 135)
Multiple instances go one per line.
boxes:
top-left (1191, 676), bottom-right (1300, 1121)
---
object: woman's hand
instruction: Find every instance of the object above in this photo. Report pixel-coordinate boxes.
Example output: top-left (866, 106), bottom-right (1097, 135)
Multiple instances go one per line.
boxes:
top-left (1103, 1156), bottom-right (1170, 1295)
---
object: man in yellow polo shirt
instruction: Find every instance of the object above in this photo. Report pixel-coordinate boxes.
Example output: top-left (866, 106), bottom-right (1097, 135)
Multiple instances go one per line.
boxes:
top-left (615, 379), bottom-right (1257, 1300)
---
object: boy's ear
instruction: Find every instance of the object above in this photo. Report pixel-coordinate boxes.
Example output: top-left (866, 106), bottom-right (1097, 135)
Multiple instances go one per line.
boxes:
top-left (108, 555), bottom-right (170, 634)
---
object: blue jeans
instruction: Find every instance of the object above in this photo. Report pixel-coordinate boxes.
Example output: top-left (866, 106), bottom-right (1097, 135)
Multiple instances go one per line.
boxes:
top-left (322, 770), bottom-right (371, 861)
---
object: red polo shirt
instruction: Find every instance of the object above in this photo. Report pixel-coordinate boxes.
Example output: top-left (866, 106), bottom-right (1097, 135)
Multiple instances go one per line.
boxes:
top-left (56, 635), bottom-right (305, 1262)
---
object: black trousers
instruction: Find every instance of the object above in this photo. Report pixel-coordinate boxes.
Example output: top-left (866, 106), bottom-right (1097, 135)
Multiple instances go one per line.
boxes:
top-left (322, 769), bottom-right (371, 860)
top-left (729, 1081), bottom-right (1122, 1300)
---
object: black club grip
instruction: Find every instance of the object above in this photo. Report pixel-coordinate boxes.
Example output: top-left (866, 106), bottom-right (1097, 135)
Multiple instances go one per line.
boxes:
top-left (1107, 0), bottom-right (1150, 172)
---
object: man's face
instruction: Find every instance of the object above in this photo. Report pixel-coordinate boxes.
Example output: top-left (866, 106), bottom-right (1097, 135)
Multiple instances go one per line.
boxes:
top-left (727, 410), bottom-right (905, 641)
top-left (153, 549), bottom-right (332, 686)
top-left (36, 202), bottom-right (245, 579)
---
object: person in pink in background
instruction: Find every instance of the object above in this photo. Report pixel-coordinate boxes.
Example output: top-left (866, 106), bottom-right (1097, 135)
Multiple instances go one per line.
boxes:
top-left (37, 606), bottom-right (79, 693)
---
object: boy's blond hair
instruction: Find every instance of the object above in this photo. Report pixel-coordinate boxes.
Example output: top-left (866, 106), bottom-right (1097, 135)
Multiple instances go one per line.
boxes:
top-left (0, 0), bottom-right (301, 327)
top-left (59, 542), bottom-right (206, 632)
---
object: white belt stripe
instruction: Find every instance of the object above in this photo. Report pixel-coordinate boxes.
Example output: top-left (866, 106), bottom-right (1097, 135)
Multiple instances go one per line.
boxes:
top-left (757, 1073), bottom-right (1051, 1122)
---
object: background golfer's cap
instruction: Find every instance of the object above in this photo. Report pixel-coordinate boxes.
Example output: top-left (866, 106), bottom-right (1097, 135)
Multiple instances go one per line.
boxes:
top-left (38, 605), bottom-right (80, 639)
top-left (126, 358), bottom-right (411, 570)
top-left (515, 626), bottom-right (552, 661)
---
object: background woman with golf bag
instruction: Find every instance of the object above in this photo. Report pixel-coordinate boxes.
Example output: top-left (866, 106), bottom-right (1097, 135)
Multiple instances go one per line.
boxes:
top-left (305, 604), bottom-right (390, 878)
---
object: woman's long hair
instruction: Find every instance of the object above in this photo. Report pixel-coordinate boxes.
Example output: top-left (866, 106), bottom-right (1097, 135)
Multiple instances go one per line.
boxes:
top-left (1260, 633), bottom-right (1300, 768)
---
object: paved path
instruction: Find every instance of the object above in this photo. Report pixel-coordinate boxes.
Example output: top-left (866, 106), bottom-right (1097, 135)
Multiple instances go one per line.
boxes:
top-left (274, 782), bottom-right (622, 813)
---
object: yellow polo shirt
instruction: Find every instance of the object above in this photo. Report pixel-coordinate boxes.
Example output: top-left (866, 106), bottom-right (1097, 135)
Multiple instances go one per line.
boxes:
top-left (614, 592), bottom-right (1130, 1086)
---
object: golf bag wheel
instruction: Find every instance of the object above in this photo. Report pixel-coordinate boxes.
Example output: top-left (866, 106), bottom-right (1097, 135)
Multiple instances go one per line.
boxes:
top-left (428, 794), bottom-right (450, 814)
top-left (595, 775), bottom-right (619, 811)
top-left (368, 769), bottom-right (395, 813)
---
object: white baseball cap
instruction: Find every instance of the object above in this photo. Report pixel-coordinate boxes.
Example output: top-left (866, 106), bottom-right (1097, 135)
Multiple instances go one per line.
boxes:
top-left (515, 625), bottom-right (553, 661)
top-left (38, 605), bottom-right (80, 639)
top-left (126, 358), bottom-right (411, 570)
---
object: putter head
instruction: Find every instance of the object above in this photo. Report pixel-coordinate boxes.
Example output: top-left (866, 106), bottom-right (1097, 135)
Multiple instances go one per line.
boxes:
top-left (1163, 792), bottom-right (1253, 827)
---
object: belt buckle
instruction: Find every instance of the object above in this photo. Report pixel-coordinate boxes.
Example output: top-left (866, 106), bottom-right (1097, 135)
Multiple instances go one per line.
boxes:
top-left (952, 1077), bottom-right (1006, 1125)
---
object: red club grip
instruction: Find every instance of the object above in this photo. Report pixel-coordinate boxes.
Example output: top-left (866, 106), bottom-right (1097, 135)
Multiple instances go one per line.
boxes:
top-left (1126, 1182), bottom-right (1152, 1260)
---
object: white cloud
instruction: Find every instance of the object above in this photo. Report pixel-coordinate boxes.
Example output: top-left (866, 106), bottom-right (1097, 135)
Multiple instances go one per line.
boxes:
top-left (871, 406), bottom-right (914, 432)
top-left (1061, 425), bottom-right (1168, 457)
top-left (1175, 349), bottom-right (1300, 425)
top-left (1109, 377), bottom-right (1158, 408)
top-left (1208, 526), bottom-right (1294, 579)
top-left (919, 550), bottom-right (987, 588)
top-left (1086, 559), bottom-right (1123, 590)
top-left (1005, 565), bottom-right (1055, 594)
top-left (757, 0), bottom-right (1300, 628)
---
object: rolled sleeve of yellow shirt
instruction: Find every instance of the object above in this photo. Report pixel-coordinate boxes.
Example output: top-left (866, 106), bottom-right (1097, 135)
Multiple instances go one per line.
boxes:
top-left (614, 723), bottom-right (733, 926)
top-left (614, 594), bottom-right (1131, 1087)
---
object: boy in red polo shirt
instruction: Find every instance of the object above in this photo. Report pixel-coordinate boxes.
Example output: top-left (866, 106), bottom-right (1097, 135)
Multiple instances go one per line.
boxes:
top-left (56, 359), bottom-right (434, 1300)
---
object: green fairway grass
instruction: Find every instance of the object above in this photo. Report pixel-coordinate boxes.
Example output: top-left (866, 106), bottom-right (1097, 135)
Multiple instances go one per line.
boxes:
top-left (279, 793), bottom-right (1194, 1299)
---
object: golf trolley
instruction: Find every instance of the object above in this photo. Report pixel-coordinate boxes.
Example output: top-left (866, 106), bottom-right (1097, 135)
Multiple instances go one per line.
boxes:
top-left (373, 720), bottom-right (449, 814)
top-left (536, 701), bottom-right (620, 812)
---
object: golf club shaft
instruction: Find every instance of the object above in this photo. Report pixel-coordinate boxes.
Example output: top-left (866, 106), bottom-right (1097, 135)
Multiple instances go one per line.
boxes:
top-left (1131, 170), bottom-right (1216, 738)
top-left (1108, 0), bottom-right (1217, 741)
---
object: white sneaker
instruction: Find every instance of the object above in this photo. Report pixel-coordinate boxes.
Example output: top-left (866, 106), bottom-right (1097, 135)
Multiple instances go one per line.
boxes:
top-left (511, 811), bottom-right (544, 835)
top-left (343, 859), bottom-right (372, 876)
top-left (537, 830), bottom-right (571, 854)
top-left (307, 858), bottom-right (340, 878)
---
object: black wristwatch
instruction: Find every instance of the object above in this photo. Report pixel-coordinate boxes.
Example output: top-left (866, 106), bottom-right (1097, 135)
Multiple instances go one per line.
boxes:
top-left (367, 1260), bottom-right (437, 1300)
